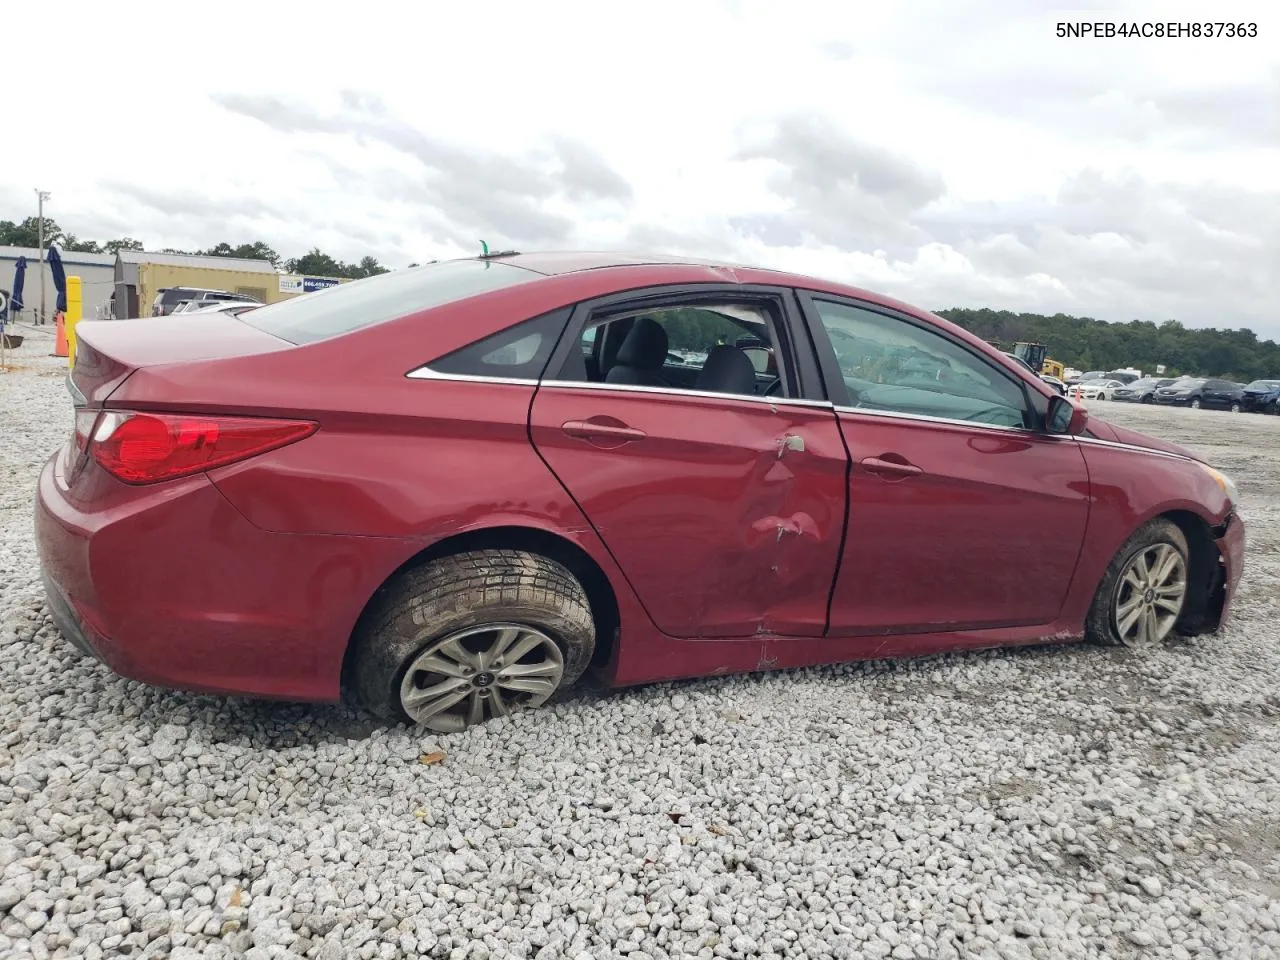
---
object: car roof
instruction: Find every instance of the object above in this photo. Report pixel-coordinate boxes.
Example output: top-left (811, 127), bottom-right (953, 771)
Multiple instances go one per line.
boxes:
top-left (489, 250), bottom-right (755, 275)
top-left (467, 251), bottom-right (942, 321)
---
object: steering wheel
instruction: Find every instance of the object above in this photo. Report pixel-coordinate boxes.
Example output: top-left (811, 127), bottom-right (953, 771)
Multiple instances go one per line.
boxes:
top-left (763, 377), bottom-right (784, 397)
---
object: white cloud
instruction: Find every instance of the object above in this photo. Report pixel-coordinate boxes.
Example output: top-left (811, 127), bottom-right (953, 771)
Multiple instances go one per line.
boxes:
top-left (5, 0), bottom-right (1278, 333)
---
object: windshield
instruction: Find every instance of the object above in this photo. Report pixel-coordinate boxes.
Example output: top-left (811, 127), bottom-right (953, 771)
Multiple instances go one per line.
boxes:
top-left (241, 259), bottom-right (542, 345)
top-left (1245, 380), bottom-right (1280, 390)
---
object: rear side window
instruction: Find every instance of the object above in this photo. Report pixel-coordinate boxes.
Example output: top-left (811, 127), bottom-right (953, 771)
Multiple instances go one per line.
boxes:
top-left (425, 308), bottom-right (570, 381)
top-left (241, 260), bottom-right (542, 345)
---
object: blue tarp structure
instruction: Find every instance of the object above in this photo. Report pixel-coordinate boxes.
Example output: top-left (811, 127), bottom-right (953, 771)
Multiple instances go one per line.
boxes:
top-left (47, 245), bottom-right (68, 314)
top-left (10, 256), bottom-right (26, 315)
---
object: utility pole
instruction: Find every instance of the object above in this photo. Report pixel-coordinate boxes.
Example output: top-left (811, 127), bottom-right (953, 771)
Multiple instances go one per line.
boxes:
top-left (35, 188), bottom-right (51, 325)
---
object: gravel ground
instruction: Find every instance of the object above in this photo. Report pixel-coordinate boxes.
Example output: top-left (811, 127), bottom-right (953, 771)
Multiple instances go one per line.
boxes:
top-left (2, 332), bottom-right (1279, 960)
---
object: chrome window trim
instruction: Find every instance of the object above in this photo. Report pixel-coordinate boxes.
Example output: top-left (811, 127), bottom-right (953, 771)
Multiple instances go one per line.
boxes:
top-left (1074, 435), bottom-right (1193, 462)
top-left (406, 366), bottom-right (540, 387)
top-left (66, 374), bottom-right (86, 407)
top-left (834, 405), bottom-right (1032, 434)
top-left (406, 365), bottom-right (833, 409)
top-left (539, 379), bottom-right (833, 408)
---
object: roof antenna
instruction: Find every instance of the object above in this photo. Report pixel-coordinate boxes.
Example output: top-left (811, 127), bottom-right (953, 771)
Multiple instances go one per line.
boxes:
top-left (480, 240), bottom-right (489, 257)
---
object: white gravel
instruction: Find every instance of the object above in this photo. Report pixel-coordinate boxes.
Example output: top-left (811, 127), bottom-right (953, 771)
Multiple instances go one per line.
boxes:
top-left (2, 331), bottom-right (1279, 960)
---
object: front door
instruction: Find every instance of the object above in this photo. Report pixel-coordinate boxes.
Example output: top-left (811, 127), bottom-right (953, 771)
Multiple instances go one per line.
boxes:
top-left (530, 289), bottom-right (848, 639)
top-left (800, 294), bottom-right (1092, 635)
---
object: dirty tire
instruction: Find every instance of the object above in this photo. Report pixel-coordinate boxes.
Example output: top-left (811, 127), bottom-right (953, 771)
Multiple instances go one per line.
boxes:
top-left (350, 550), bottom-right (595, 725)
top-left (1086, 518), bottom-right (1190, 647)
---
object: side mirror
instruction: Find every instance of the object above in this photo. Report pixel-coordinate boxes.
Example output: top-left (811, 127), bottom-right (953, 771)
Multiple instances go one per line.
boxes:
top-left (1047, 394), bottom-right (1089, 435)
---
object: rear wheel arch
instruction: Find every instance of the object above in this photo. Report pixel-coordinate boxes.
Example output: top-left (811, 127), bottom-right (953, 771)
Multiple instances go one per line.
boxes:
top-left (342, 525), bottom-right (622, 689)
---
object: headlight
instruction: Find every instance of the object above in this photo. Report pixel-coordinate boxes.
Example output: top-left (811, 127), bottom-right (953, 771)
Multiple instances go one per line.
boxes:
top-left (1201, 464), bottom-right (1239, 506)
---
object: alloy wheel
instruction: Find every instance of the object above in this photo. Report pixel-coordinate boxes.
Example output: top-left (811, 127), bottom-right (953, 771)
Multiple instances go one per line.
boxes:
top-left (1190, 399), bottom-right (1201, 409)
top-left (398, 623), bottom-right (565, 732)
top-left (1113, 543), bottom-right (1187, 646)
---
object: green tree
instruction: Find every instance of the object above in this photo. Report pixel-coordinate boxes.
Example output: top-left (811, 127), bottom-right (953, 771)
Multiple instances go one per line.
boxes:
top-left (936, 307), bottom-right (1280, 382)
top-left (103, 237), bottom-right (144, 254)
top-left (61, 235), bottom-right (104, 253)
top-left (0, 216), bottom-right (63, 248)
top-left (201, 241), bottom-right (281, 267)
top-left (286, 248), bottom-right (344, 277)
top-left (349, 255), bottom-right (389, 279)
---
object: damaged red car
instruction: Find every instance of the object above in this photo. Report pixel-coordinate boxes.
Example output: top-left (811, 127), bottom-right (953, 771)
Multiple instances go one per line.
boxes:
top-left (35, 252), bottom-right (1245, 732)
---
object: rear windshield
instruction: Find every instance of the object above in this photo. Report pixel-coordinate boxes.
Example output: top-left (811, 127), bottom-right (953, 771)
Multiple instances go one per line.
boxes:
top-left (240, 259), bottom-right (542, 345)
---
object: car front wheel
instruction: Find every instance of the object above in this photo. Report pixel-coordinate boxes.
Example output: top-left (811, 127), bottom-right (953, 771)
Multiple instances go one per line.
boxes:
top-left (1190, 398), bottom-right (1202, 409)
top-left (1230, 402), bottom-right (1241, 413)
top-left (350, 550), bottom-right (596, 731)
top-left (1086, 518), bottom-right (1189, 648)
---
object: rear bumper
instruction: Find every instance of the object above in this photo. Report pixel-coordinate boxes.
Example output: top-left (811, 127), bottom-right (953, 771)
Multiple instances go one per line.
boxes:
top-left (42, 569), bottom-right (100, 660)
top-left (35, 452), bottom-right (411, 702)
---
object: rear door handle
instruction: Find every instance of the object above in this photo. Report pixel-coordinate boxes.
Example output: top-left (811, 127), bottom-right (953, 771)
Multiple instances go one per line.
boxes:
top-left (860, 455), bottom-right (923, 478)
top-left (562, 419), bottom-right (647, 443)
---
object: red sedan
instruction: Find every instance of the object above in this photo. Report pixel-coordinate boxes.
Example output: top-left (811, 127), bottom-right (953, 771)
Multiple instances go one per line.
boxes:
top-left (35, 252), bottom-right (1245, 733)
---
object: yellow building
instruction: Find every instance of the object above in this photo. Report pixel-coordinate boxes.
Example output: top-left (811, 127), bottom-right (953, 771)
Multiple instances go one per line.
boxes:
top-left (111, 250), bottom-right (348, 319)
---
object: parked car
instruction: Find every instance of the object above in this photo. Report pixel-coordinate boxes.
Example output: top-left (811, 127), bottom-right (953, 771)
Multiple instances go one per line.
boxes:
top-left (1066, 370), bottom-right (1104, 387)
top-left (1077, 379), bottom-right (1124, 401)
top-left (1154, 378), bottom-right (1247, 411)
top-left (1241, 379), bottom-right (1280, 414)
top-left (1111, 377), bottom-right (1177, 404)
top-left (152, 288), bottom-right (261, 317)
top-left (170, 300), bottom-right (262, 318)
top-left (1102, 370), bottom-right (1141, 385)
top-left (1041, 375), bottom-right (1066, 395)
top-left (36, 252), bottom-right (1244, 733)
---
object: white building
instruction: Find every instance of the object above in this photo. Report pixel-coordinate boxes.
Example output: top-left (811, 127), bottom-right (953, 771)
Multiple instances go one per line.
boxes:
top-left (0, 245), bottom-right (116, 324)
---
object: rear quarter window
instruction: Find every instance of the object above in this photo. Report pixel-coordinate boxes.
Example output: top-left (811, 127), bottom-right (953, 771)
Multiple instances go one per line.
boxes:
top-left (240, 259), bottom-right (542, 345)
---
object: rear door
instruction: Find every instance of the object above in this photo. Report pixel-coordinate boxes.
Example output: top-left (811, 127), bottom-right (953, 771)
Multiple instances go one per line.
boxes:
top-left (798, 293), bottom-right (1091, 635)
top-left (529, 286), bottom-right (848, 639)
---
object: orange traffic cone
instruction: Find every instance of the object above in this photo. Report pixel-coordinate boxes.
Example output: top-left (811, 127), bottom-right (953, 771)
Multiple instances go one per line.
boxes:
top-left (54, 312), bottom-right (68, 358)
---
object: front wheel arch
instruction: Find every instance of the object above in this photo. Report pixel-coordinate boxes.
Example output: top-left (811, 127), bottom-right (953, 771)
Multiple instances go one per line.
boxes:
top-left (1161, 509), bottom-right (1228, 636)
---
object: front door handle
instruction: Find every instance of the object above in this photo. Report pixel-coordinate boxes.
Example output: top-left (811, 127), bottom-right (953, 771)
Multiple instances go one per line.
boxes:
top-left (562, 419), bottom-right (647, 444)
top-left (860, 455), bottom-right (923, 479)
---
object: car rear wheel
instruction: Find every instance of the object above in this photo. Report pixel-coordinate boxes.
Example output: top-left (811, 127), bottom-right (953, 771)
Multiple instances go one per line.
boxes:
top-left (1086, 519), bottom-right (1189, 648)
top-left (350, 550), bottom-right (596, 732)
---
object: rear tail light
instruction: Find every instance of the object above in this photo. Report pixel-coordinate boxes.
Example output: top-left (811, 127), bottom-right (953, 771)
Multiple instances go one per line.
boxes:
top-left (90, 411), bottom-right (317, 484)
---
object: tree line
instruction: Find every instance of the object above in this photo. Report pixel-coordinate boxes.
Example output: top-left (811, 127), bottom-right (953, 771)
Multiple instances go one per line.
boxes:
top-left (936, 308), bottom-right (1280, 382)
top-left (4, 214), bottom-right (1275, 378)
top-left (0, 216), bottom-right (390, 280)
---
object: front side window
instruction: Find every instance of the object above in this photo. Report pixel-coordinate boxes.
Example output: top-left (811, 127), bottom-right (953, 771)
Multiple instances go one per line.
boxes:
top-left (811, 299), bottom-right (1030, 429)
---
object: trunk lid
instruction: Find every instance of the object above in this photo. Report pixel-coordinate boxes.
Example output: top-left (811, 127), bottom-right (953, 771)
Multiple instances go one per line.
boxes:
top-left (70, 316), bottom-right (292, 407)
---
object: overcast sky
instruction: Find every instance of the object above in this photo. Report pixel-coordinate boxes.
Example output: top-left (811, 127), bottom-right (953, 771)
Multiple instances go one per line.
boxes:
top-left (6, 0), bottom-right (1277, 333)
